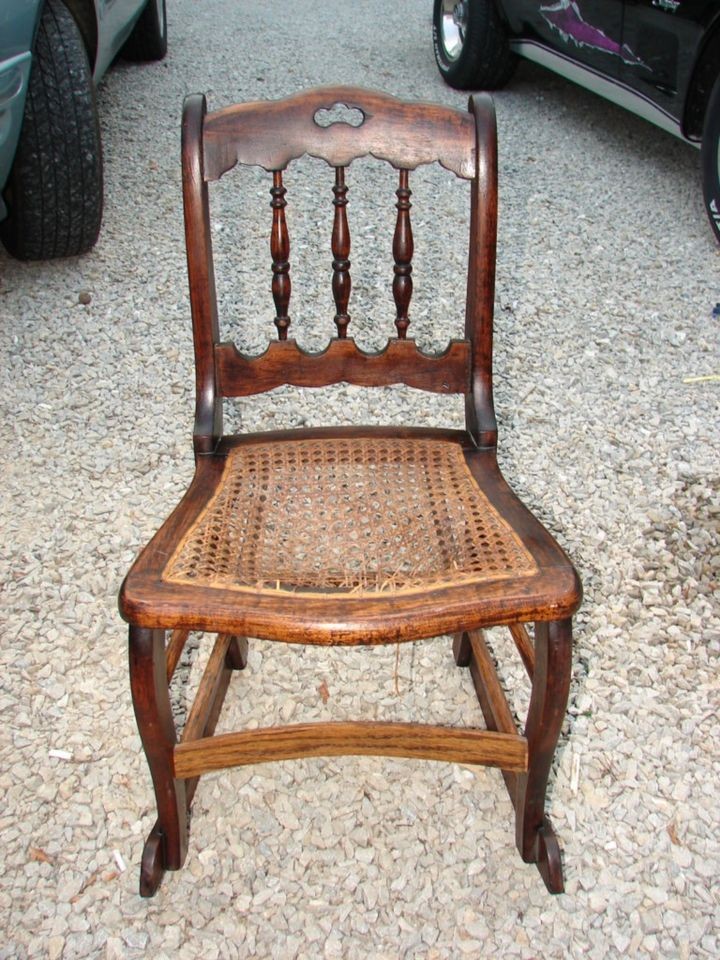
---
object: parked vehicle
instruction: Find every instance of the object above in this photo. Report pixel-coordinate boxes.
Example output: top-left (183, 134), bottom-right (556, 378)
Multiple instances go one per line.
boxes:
top-left (433, 0), bottom-right (720, 242)
top-left (0, 0), bottom-right (167, 260)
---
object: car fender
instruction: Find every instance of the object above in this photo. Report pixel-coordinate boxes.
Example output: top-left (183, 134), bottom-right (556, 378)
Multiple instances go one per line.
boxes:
top-left (0, 0), bottom-right (44, 207)
top-left (91, 0), bottom-right (148, 78)
top-left (494, 0), bottom-right (525, 35)
top-left (63, 0), bottom-right (100, 71)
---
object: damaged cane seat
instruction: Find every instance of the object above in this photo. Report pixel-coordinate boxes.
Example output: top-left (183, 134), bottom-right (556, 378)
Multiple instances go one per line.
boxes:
top-left (120, 86), bottom-right (581, 897)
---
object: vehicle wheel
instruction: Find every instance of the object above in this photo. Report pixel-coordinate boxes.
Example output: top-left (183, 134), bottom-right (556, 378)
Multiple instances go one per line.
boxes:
top-left (433, 0), bottom-right (517, 90)
top-left (121, 0), bottom-right (167, 62)
top-left (701, 73), bottom-right (720, 245)
top-left (0, 0), bottom-right (102, 260)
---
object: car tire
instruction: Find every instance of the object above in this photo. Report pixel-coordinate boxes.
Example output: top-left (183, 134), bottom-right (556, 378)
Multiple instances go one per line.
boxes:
top-left (121, 0), bottom-right (168, 62)
top-left (701, 73), bottom-right (720, 244)
top-left (433, 0), bottom-right (517, 90)
top-left (0, 0), bottom-right (102, 261)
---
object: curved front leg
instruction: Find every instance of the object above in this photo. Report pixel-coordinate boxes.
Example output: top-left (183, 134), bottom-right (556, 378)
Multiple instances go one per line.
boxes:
top-left (515, 618), bottom-right (573, 893)
top-left (129, 626), bottom-right (188, 896)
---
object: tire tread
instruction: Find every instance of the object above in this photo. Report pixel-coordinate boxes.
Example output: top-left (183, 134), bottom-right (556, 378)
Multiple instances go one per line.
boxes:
top-left (0, 0), bottom-right (102, 260)
top-left (701, 73), bottom-right (720, 244)
top-left (121, 0), bottom-right (167, 62)
top-left (433, 0), bottom-right (517, 91)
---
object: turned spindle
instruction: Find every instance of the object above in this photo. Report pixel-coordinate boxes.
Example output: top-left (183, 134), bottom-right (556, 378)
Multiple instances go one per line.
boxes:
top-left (331, 167), bottom-right (351, 338)
top-left (270, 171), bottom-right (291, 339)
top-left (392, 169), bottom-right (413, 339)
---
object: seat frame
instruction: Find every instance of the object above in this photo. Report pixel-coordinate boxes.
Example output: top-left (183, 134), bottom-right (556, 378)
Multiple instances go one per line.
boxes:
top-left (120, 87), bottom-right (581, 897)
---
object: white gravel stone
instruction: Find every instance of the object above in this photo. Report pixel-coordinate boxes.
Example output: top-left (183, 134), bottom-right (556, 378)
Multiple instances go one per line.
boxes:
top-left (0, 0), bottom-right (718, 957)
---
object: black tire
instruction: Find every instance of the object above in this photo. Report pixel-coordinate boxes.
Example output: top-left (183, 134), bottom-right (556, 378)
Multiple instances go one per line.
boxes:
top-left (433, 0), bottom-right (517, 91)
top-left (0, 0), bottom-right (102, 261)
top-left (701, 73), bottom-right (720, 245)
top-left (121, 0), bottom-right (167, 62)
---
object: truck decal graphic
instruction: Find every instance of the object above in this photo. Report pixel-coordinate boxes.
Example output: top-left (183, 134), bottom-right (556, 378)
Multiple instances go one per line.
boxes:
top-left (540, 0), bottom-right (649, 68)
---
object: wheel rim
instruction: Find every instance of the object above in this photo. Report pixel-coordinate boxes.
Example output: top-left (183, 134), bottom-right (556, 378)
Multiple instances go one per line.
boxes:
top-left (439, 0), bottom-right (468, 62)
top-left (158, 0), bottom-right (167, 40)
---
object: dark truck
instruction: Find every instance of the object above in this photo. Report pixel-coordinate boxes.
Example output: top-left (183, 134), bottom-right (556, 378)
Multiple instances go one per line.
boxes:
top-left (433, 0), bottom-right (720, 241)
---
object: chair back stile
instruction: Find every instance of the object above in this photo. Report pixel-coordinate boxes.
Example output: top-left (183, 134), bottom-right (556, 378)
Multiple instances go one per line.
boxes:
top-left (181, 93), bottom-right (223, 455)
top-left (180, 86), bottom-right (499, 453)
top-left (465, 96), bottom-right (499, 449)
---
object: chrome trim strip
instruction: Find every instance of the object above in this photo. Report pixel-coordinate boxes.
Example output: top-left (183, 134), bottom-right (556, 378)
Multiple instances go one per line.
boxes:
top-left (510, 40), bottom-right (700, 148)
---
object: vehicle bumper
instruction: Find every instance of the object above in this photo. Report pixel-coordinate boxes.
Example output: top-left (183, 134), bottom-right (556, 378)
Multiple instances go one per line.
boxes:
top-left (0, 51), bottom-right (32, 219)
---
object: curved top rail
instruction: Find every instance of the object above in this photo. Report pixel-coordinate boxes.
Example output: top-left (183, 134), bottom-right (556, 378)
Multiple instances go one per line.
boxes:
top-left (201, 86), bottom-right (477, 180)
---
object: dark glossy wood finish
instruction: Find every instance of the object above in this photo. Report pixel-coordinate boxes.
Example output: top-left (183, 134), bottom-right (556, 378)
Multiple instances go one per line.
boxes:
top-left (202, 86), bottom-right (476, 180)
top-left (178, 87), bottom-right (485, 411)
top-left (215, 339), bottom-right (471, 396)
top-left (516, 620), bottom-right (572, 882)
top-left (130, 627), bottom-right (247, 896)
top-left (331, 167), bottom-right (351, 337)
top-left (181, 95), bottom-right (223, 454)
top-left (165, 628), bottom-right (188, 682)
top-left (510, 623), bottom-right (536, 678)
top-left (464, 95), bottom-right (498, 448)
top-left (467, 629), bottom-right (517, 735)
top-left (123, 86), bottom-right (581, 896)
top-left (129, 627), bottom-right (187, 895)
top-left (270, 171), bottom-right (291, 339)
top-left (454, 621), bottom-right (572, 894)
top-left (393, 170), bottom-right (413, 338)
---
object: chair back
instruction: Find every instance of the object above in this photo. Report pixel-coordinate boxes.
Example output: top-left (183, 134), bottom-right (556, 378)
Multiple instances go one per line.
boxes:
top-left (181, 86), bottom-right (498, 452)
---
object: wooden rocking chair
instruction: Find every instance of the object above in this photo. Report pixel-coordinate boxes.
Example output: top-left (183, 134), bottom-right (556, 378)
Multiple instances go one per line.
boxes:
top-left (119, 86), bottom-right (581, 897)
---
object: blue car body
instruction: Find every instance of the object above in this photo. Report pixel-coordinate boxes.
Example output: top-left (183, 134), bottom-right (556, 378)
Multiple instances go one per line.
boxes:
top-left (0, 0), bottom-right (147, 219)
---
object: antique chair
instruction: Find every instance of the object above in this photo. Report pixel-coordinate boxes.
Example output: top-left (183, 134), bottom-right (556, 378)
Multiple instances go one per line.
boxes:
top-left (119, 86), bottom-right (581, 897)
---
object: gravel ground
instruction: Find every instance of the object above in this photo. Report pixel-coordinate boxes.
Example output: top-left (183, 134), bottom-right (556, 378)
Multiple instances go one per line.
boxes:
top-left (1, 1), bottom-right (719, 957)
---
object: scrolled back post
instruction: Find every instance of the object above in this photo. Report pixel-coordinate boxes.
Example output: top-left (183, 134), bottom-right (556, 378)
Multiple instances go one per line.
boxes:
top-left (181, 93), bottom-right (223, 455)
top-left (464, 93), bottom-right (498, 448)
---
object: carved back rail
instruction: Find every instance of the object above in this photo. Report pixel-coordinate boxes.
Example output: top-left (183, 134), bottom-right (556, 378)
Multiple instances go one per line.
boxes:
top-left (181, 86), bottom-right (498, 453)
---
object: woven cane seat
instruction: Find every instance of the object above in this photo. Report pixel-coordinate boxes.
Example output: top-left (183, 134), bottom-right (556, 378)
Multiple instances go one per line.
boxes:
top-left (164, 436), bottom-right (538, 597)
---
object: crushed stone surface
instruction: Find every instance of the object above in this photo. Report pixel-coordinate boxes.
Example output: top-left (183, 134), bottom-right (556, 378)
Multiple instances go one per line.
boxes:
top-left (0, 1), bottom-right (718, 957)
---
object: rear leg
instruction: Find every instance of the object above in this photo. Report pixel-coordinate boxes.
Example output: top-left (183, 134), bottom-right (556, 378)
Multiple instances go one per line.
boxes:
top-left (225, 634), bottom-right (249, 670)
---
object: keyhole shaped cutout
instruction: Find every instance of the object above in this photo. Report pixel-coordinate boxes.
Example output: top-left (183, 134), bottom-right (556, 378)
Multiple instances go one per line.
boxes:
top-left (314, 103), bottom-right (365, 128)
